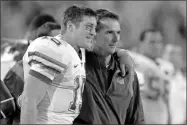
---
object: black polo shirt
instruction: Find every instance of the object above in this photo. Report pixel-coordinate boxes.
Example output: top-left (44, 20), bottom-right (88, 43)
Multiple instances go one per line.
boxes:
top-left (74, 51), bottom-right (144, 124)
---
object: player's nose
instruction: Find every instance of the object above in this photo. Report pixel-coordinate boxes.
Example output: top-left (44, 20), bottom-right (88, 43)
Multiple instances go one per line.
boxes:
top-left (89, 28), bottom-right (96, 38)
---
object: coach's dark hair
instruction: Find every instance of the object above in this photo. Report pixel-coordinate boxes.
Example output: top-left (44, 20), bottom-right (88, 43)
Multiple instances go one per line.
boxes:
top-left (95, 9), bottom-right (119, 32)
top-left (61, 5), bottom-right (96, 33)
top-left (139, 28), bottom-right (162, 42)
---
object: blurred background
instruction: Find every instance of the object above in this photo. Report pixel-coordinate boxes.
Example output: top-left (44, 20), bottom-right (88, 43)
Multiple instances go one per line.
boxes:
top-left (1, 1), bottom-right (186, 47)
top-left (1, 0), bottom-right (186, 65)
top-left (1, 1), bottom-right (186, 124)
top-left (1, 1), bottom-right (186, 76)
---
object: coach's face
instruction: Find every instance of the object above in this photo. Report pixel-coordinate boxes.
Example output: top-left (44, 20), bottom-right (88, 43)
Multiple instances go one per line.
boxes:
top-left (95, 18), bottom-right (121, 55)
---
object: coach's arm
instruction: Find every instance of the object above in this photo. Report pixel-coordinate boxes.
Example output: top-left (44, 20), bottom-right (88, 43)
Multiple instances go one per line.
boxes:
top-left (125, 73), bottom-right (145, 124)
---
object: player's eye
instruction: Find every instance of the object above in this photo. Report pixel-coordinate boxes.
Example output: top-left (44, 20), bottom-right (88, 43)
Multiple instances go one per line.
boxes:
top-left (106, 31), bottom-right (113, 34)
top-left (85, 26), bottom-right (92, 32)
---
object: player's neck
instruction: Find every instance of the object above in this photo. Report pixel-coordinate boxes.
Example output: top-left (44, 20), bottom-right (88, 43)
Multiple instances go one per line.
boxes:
top-left (59, 34), bottom-right (80, 53)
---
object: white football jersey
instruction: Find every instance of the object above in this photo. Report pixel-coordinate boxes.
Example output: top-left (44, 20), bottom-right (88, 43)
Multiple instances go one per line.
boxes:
top-left (155, 58), bottom-right (175, 78)
top-left (169, 71), bottom-right (186, 124)
top-left (22, 35), bottom-right (86, 124)
top-left (129, 51), bottom-right (171, 124)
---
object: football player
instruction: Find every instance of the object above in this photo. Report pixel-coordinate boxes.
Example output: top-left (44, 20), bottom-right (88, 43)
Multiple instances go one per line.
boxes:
top-left (129, 29), bottom-right (173, 124)
top-left (19, 5), bottom-right (97, 124)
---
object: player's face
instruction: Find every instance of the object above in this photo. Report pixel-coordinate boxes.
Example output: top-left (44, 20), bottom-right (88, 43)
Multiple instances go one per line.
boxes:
top-left (74, 16), bottom-right (97, 50)
top-left (95, 19), bottom-right (121, 55)
top-left (143, 32), bottom-right (163, 59)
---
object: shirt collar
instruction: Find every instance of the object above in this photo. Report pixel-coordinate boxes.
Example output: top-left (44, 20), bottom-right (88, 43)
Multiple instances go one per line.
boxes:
top-left (107, 54), bottom-right (116, 70)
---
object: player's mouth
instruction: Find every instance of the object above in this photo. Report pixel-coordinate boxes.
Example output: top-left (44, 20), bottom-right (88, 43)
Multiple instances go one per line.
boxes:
top-left (86, 36), bottom-right (93, 43)
top-left (86, 36), bottom-right (93, 39)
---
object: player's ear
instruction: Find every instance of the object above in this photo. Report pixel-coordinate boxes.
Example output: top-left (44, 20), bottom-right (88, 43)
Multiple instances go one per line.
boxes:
top-left (67, 21), bottom-right (75, 32)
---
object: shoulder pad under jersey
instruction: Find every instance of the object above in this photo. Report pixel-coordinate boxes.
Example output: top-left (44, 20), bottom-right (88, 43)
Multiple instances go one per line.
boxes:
top-left (40, 36), bottom-right (61, 46)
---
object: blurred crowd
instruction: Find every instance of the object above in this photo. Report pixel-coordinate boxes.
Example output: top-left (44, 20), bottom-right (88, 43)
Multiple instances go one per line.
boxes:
top-left (1, 1), bottom-right (186, 124)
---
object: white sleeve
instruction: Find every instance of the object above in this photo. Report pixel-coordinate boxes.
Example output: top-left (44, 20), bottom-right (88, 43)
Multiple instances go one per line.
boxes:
top-left (23, 37), bottom-right (68, 84)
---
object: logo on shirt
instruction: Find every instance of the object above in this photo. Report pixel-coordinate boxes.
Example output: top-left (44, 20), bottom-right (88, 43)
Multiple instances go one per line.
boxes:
top-left (117, 76), bottom-right (124, 84)
top-left (74, 64), bottom-right (79, 68)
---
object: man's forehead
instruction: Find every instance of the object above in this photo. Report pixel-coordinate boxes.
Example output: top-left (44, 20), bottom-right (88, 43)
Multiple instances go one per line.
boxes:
top-left (100, 19), bottom-right (121, 30)
top-left (81, 16), bottom-right (97, 25)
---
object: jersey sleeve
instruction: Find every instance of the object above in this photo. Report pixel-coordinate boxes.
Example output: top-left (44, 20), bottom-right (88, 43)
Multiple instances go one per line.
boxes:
top-left (23, 37), bottom-right (68, 84)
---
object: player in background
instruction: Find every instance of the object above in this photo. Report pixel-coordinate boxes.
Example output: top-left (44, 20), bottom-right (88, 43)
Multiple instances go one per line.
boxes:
top-left (1, 14), bottom-right (60, 80)
top-left (129, 29), bottom-right (173, 124)
top-left (15, 13), bottom-right (61, 62)
top-left (163, 44), bottom-right (186, 124)
top-left (3, 14), bottom-right (61, 124)
top-left (19, 5), bottom-right (97, 124)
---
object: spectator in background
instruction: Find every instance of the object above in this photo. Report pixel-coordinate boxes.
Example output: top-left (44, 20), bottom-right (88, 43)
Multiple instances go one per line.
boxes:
top-left (3, 13), bottom-right (61, 124)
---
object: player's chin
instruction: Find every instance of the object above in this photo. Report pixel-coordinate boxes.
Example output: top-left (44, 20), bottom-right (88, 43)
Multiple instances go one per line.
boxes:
top-left (85, 39), bottom-right (94, 51)
top-left (85, 43), bottom-right (93, 51)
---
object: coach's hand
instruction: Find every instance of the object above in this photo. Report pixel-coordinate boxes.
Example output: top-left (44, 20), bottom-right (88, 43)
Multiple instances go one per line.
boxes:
top-left (116, 49), bottom-right (135, 83)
